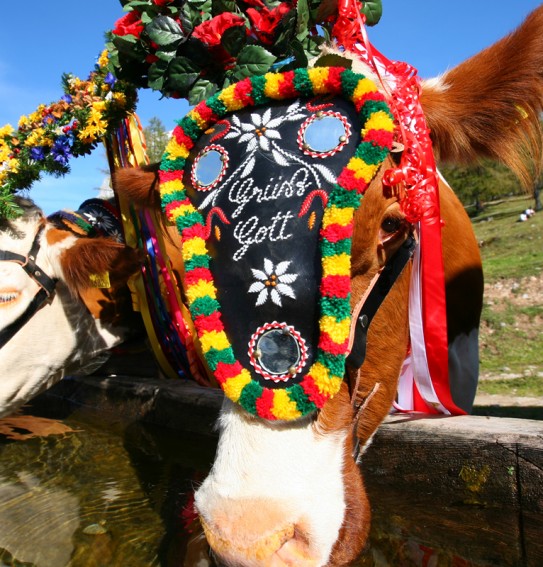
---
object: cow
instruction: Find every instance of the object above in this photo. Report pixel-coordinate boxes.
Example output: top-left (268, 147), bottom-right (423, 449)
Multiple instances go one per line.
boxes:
top-left (0, 197), bottom-right (141, 418)
top-left (114, 6), bottom-right (543, 566)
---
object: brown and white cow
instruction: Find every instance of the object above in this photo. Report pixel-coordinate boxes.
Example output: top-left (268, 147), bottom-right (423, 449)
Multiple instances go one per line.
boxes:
top-left (0, 197), bottom-right (141, 418)
top-left (114, 6), bottom-right (543, 566)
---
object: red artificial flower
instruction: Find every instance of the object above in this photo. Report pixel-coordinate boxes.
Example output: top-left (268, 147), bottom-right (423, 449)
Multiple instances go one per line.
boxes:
top-left (153, 0), bottom-right (174, 5)
top-left (192, 13), bottom-right (246, 47)
top-left (112, 11), bottom-right (144, 38)
top-left (246, 3), bottom-right (293, 45)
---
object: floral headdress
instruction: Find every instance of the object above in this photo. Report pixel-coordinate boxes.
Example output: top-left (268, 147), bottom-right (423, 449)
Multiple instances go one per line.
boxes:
top-left (0, 54), bottom-right (137, 218)
top-left (106, 0), bottom-right (382, 104)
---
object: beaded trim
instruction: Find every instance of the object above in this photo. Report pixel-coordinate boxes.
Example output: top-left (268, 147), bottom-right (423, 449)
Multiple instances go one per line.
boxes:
top-left (159, 67), bottom-right (394, 421)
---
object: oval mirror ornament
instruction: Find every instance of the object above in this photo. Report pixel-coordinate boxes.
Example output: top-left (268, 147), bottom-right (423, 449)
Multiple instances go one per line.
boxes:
top-left (299, 112), bottom-right (351, 157)
top-left (191, 145), bottom-right (229, 191)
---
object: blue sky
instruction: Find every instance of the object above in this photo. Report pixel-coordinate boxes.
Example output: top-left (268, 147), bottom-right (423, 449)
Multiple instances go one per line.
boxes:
top-left (1, 0), bottom-right (541, 214)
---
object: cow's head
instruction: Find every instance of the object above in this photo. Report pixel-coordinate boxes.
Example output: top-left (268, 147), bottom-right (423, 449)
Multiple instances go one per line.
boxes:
top-left (115, 6), bottom-right (543, 565)
top-left (0, 198), bottom-right (141, 417)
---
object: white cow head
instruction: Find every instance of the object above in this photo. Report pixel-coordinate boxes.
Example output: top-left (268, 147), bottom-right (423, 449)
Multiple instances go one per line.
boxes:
top-left (114, 6), bottom-right (543, 565)
top-left (0, 198), bottom-right (141, 417)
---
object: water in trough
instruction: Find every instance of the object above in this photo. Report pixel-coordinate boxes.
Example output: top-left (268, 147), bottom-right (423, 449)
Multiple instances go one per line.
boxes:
top-left (0, 383), bottom-right (529, 567)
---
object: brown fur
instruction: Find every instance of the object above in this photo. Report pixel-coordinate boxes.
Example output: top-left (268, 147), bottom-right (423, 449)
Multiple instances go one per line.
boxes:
top-left (112, 164), bottom-right (161, 209)
top-left (421, 5), bottom-right (543, 186)
top-left (60, 238), bottom-right (142, 294)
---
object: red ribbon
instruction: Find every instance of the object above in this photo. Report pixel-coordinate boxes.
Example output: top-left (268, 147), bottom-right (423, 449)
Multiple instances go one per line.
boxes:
top-left (333, 0), bottom-right (464, 414)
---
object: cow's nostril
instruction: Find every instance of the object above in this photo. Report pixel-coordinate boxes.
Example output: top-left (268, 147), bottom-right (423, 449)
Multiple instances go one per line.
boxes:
top-left (273, 529), bottom-right (318, 567)
top-left (200, 515), bottom-right (296, 565)
top-left (197, 497), bottom-right (323, 566)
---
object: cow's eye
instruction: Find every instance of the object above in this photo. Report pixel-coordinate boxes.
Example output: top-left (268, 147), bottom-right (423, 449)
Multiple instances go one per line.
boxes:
top-left (299, 111), bottom-right (351, 157)
top-left (381, 216), bottom-right (403, 234)
top-left (191, 144), bottom-right (229, 191)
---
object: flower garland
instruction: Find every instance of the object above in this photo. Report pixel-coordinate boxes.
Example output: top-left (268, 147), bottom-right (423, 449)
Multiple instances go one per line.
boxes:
top-left (0, 51), bottom-right (137, 219)
top-left (159, 66), bottom-right (394, 420)
top-left (106, 0), bottom-right (382, 105)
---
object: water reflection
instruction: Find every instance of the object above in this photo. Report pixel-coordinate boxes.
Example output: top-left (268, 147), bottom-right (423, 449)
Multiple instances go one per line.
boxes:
top-left (0, 413), bottom-right (216, 567)
top-left (0, 409), bottom-right (508, 567)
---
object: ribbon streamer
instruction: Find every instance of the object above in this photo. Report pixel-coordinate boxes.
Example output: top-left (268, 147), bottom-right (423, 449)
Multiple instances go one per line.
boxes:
top-left (334, 0), bottom-right (464, 414)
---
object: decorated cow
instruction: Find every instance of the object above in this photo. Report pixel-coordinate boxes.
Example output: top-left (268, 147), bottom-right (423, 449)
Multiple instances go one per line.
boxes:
top-left (114, 3), bottom-right (543, 565)
top-left (0, 197), bottom-right (141, 417)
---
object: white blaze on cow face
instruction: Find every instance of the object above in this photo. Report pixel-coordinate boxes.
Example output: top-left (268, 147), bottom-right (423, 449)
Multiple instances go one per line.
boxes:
top-left (195, 399), bottom-right (349, 567)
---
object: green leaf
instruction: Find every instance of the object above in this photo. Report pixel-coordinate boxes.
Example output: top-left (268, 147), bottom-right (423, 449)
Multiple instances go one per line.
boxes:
top-left (148, 59), bottom-right (169, 90)
top-left (178, 9), bottom-right (194, 35)
top-left (233, 45), bottom-right (276, 79)
top-left (188, 79), bottom-right (218, 105)
top-left (127, 1), bottom-right (156, 9)
top-left (181, 39), bottom-right (213, 67)
top-left (185, 0), bottom-right (212, 25)
top-left (296, 0), bottom-right (310, 42)
top-left (290, 39), bottom-right (308, 64)
top-left (141, 12), bottom-right (153, 25)
top-left (146, 15), bottom-right (186, 48)
top-left (112, 35), bottom-right (146, 60)
top-left (168, 56), bottom-right (198, 75)
top-left (361, 0), bottom-right (382, 26)
top-left (221, 24), bottom-right (246, 56)
top-left (313, 53), bottom-right (353, 69)
top-left (167, 56), bottom-right (199, 95)
top-left (212, 0), bottom-right (238, 14)
top-left (167, 72), bottom-right (199, 97)
top-left (155, 49), bottom-right (178, 63)
top-left (272, 9), bottom-right (297, 55)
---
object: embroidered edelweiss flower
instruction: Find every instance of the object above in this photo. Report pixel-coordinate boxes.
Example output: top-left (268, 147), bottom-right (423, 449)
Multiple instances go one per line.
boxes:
top-left (248, 258), bottom-right (298, 307)
top-left (228, 107), bottom-right (283, 152)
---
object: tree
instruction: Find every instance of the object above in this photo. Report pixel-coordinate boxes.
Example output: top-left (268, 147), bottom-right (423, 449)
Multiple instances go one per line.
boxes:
top-left (143, 117), bottom-right (170, 162)
top-left (439, 159), bottom-right (522, 215)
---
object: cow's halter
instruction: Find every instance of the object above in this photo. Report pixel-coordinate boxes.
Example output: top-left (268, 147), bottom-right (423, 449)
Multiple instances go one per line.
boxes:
top-left (0, 224), bottom-right (58, 348)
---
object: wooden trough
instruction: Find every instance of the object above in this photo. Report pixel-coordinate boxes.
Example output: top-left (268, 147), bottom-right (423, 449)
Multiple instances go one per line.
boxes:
top-left (25, 348), bottom-right (543, 567)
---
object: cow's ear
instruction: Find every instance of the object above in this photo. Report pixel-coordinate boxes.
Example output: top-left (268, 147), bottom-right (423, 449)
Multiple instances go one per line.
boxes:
top-left (420, 5), bottom-right (543, 186)
top-left (60, 238), bottom-right (142, 293)
top-left (113, 164), bottom-right (161, 209)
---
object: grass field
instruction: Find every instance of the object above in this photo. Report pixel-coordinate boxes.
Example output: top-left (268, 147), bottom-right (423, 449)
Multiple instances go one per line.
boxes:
top-left (470, 196), bottom-right (543, 397)
top-left (472, 196), bottom-right (543, 280)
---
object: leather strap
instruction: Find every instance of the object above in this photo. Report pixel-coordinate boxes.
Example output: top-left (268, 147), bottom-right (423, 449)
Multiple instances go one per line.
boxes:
top-left (0, 226), bottom-right (58, 349)
top-left (0, 288), bottom-right (51, 348)
top-left (346, 236), bottom-right (416, 370)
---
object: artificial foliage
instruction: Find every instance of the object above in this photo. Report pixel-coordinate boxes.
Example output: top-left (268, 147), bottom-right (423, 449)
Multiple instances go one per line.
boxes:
top-left (0, 53), bottom-right (137, 218)
top-left (107, 0), bottom-right (382, 105)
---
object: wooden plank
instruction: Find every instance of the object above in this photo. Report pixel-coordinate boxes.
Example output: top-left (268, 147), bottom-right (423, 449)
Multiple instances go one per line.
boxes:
top-left (519, 442), bottom-right (543, 567)
top-left (28, 374), bottom-right (223, 436)
top-left (361, 415), bottom-right (543, 566)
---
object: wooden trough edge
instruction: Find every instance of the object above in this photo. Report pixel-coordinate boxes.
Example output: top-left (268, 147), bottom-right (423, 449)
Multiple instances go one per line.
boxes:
top-left (29, 373), bottom-right (543, 567)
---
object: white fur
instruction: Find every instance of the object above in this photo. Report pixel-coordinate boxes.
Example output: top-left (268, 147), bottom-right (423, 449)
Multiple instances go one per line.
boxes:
top-left (0, 213), bottom-right (129, 417)
top-left (421, 74), bottom-right (450, 93)
top-left (195, 399), bottom-right (349, 566)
